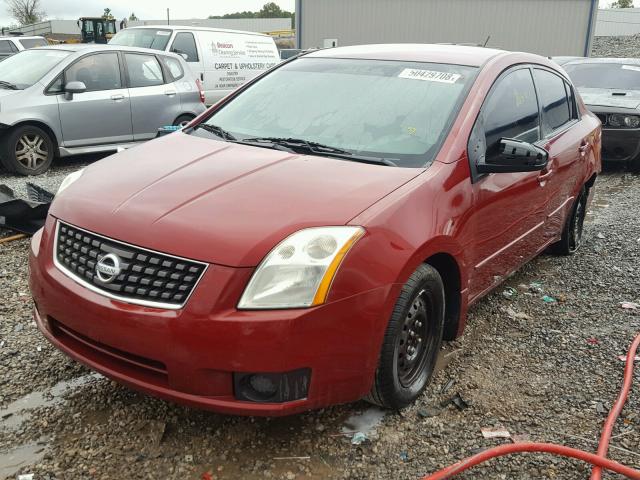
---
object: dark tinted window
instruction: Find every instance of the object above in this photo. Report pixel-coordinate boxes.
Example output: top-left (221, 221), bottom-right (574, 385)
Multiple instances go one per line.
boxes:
top-left (564, 62), bottom-right (640, 90)
top-left (66, 53), bottom-right (122, 91)
top-left (125, 53), bottom-right (164, 87)
top-left (534, 69), bottom-right (571, 134)
top-left (564, 81), bottom-right (578, 119)
top-left (19, 38), bottom-right (48, 49)
top-left (482, 68), bottom-right (540, 156)
top-left (171, 32), bottom-right (199, 62)
top-left (0, 40), bottom-right (14, 54)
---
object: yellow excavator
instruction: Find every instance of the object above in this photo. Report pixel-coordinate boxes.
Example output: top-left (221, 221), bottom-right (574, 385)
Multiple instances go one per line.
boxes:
top-left (77, 17), bottom-right (117, 44)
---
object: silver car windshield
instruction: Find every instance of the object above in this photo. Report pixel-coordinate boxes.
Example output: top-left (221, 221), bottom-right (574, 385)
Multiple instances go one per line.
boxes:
top-left (109, 28), bottom-right (172, 50)
top-left (200, 58), bottom-right (477, 167)
top-left (0, 49), bottom-right (70, 89)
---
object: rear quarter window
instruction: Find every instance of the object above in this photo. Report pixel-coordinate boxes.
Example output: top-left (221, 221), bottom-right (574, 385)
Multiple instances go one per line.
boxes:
top-left (20, 38), bottom-right (48, 49)
top-left (162, 56), bottom-right (184, 80)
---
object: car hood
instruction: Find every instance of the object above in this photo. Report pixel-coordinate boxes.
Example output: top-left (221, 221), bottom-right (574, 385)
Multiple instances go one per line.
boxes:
top-left (578, 87), bottom-right (640, 110)
top-left (51, 133), bottom-right (424, 267)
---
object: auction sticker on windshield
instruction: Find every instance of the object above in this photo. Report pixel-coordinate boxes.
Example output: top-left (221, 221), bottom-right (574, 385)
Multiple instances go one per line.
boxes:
top-left (399, 68), bottom-right (461, 83)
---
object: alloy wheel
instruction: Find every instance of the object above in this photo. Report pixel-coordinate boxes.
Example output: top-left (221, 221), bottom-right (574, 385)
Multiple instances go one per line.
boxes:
top-left (15, 133), bottom-right (49, 171)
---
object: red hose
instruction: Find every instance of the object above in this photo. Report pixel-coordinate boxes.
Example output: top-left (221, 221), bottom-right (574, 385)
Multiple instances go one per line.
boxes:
top-left (591, 333), bottom-right (640, 480)
top-left (421, 333), bottom-right (640, 480)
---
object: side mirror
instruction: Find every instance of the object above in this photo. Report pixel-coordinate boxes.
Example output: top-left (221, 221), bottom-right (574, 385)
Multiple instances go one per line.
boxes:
top-left (477, 138), bottom-right (548, 174)
top-left (64, 81), bottom-right (86, 101)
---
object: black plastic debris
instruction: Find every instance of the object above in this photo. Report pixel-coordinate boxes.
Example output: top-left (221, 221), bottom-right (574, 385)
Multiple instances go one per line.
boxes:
top-left (0, 183), bottom-right (53, 235)
top-left (441, 392), bottom-right (470, 411)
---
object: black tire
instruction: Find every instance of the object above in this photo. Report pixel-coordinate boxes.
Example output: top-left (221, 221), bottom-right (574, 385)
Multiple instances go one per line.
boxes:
top-left (173, 114), bottom-right (195, 128)
top-left (551, 187), bottom-right (587, 255)
top-left (366, 264), bottom-right (445, 409)
top-left (0, 125), bottom-right (54, 175)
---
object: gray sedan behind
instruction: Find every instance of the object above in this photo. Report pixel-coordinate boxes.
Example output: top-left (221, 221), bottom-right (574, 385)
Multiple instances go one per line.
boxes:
top-left (0, 44), bottom-right (206, 175)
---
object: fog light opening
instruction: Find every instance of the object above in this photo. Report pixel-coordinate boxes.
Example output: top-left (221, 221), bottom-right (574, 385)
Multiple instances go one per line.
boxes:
top-left (233, 368), bottom-right (311, 403)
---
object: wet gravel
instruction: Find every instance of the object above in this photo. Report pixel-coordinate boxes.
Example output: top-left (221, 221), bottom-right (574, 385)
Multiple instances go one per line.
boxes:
top-left (0, 160), bottom-right (639, 480)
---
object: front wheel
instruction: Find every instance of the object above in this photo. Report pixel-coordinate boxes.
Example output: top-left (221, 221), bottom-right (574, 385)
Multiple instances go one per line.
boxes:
top-left (366, 264), bottom-right (445, 409)
top-left (173, 114), bottom-right (195, 128)
top-left (0, 125), bottom-right (54, 175)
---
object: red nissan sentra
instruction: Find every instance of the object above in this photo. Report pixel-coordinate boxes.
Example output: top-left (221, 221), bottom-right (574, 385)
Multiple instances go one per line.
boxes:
top-left (29, 45), bottom-right (601, 416)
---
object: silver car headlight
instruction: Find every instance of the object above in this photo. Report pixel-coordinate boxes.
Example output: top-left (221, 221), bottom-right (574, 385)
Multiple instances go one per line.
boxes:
top-left (608, 113), bottom-right (640, 128)
top-left (238, 226), bottom-right (365, 309)
top-left (56, 168), bottom-right (84, 195)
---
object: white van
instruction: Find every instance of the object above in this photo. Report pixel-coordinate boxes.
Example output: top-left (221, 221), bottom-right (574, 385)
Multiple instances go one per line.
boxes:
top-left (109, 26), bottom-right (280, 105)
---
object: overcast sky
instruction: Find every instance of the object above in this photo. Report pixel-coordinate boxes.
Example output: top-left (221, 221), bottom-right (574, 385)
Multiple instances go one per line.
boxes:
top-left (0, 0), bottom-right (296, 27)
top-left (0, 0), bottom-right (636, 29)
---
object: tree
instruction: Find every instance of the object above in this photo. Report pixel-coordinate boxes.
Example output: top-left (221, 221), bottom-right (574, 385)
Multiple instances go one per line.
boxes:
top-left (610, 0), bottom-right (634, 7)
top-left (5, 0), bottom-right (45, 25)
top-left (102, 7), bottom-right (113, 19)
top-left (128, 12), bottom-right (138, 21)
top-left (258, 2), bottom-right (284, 18)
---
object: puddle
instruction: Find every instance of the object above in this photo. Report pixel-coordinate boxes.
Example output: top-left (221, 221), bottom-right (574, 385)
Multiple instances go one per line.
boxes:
top-left (0, 438), bottom-right (49, 478)
top-left (0, 373), bottom-right (102, 430)
top-left (341, 407), bottom-right (386, 438)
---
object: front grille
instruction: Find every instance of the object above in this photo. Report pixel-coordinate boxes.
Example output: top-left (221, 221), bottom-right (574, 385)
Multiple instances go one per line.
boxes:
top-left (54, 221), bottom-right (207, 309)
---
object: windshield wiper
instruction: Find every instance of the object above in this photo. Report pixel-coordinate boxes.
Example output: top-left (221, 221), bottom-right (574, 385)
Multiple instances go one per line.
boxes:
top-left (0, 81), bottom-right (18, 90)
top-left (194, 123), bottom-right (237, 141)
top-left (239, 137), bottom-right (398, 166)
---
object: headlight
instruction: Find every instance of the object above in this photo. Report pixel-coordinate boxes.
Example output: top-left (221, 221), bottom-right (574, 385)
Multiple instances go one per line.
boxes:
top-left (238, 226), bottom-right (365, 309)
top-left (608, 114), bottom-right (640, 128)
top-left (56, 168), bottom-right (84, 195)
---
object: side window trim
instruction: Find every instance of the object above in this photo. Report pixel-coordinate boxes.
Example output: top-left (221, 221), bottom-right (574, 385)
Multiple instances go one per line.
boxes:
top-left (532, 66), bottom-right (578, 140)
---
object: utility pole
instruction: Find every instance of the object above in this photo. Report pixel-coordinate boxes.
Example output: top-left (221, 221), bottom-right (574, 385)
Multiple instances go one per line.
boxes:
top-left (166, 8), bottom-right (170, 25)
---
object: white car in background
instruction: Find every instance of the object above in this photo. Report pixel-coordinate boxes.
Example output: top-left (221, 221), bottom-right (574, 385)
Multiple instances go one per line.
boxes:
top-left (0, 35), bottom-right (48, 61)
top-left (110, 26), bottom-right (280, 105)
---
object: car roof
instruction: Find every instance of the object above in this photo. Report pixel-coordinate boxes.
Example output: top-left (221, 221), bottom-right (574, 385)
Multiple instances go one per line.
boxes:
top-left (121, 25), bottom-right (271, 38)
top-left (304, 44), bottom-right (512, 67)
top-left (36, 44), bottom-right (185, 58)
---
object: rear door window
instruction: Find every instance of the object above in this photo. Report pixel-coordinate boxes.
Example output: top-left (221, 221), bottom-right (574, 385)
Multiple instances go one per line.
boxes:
top-left (481, 68), bottom-right (540, 158)
top-left (170, 32), bottom-right (199, 62)
top-left (125, 53), bottom-right (165, 87)
top-left (533, 69), bottom-right (572, 135)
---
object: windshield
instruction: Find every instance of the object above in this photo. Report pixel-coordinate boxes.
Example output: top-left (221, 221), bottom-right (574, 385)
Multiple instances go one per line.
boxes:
top-left (564, 63), bottom-right (640, 91)
top-left (0, 49), bottom-right (70, 89)
top-left (197, 58), bottom-right (476, 167)
top-left (109, 28), bottom-right (172, 50)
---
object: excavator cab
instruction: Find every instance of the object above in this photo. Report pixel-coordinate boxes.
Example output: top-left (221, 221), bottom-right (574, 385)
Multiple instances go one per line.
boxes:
top-left (78, 17), bottom-right (117, 44)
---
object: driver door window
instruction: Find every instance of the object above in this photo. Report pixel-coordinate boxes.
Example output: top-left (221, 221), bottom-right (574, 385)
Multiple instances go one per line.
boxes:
top-left (65, 53), bottom-right (122, 91)
top-left (482, 68), bottom-right (540, 158)
top-left (170, 32), bottom-right (199, 62)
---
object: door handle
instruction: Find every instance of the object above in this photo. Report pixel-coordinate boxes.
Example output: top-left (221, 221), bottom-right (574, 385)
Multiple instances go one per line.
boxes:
top-left (110, 94), bottom-right (125, 101)
top-left (200, 73), bottom-right (204, 81)
top-left (538, 169), bottom-right (553, 184)
top-left (579, 141), bottom-right (590, 157)
top-left (164, 90), bottom-right (176, 96)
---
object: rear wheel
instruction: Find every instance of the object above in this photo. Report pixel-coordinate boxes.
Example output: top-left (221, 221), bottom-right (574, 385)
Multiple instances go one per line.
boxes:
top-left (551, 186), bottom-right (587, 255)
top-left (173, 114), bottom-right (195, 128)
top-left (366, 264), bottom-right (445, 409)
top-left (0, 125), bottom-right (54, 175)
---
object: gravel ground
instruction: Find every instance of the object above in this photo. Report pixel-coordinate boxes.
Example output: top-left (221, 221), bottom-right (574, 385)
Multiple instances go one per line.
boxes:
top-left (0, 158), bottom-right (639, 480)
top-left (593, 34), bottom-right (640, 57)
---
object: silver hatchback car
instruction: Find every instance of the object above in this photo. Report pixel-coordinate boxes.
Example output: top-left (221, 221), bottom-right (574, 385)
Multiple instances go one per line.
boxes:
top-left (0, 44), bottom-right (207, 175)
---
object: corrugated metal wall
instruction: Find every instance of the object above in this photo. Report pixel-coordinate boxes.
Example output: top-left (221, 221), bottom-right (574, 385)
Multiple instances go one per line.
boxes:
top-left (298, 0), bottom-right (596, 56)
top-left (595, 8), bottom-right (640, 36)
top-left (129, 18), bottom-right (291, 33)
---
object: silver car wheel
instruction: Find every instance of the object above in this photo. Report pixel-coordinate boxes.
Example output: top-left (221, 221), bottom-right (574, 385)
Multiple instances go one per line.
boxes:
top-left (15, 133), bottom-right (49, 171)
top-left (178, 120), bottom-right (191, 128)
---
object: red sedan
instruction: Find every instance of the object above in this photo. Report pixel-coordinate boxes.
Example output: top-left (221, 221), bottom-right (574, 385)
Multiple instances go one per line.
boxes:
top-left (29, 44), bottom-right (601, 416)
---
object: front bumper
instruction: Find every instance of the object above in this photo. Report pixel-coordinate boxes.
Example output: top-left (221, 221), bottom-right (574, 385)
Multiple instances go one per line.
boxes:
top-left (600, 128), bottom-right (640, 163)
top-left (30, 217), bottom-right (396, 416)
